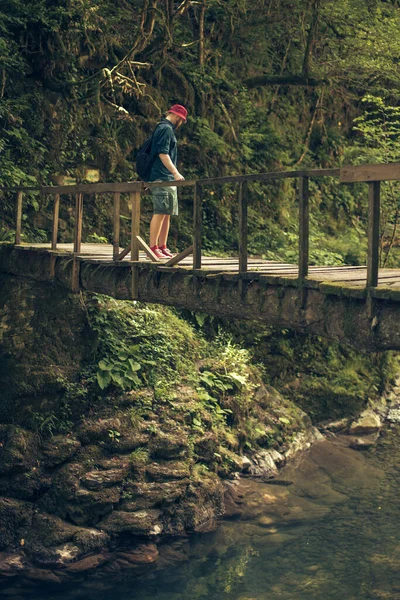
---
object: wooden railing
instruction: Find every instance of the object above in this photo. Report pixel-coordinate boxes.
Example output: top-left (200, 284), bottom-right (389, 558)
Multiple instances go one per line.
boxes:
top-left (6, 162), bottom-right (400, 305)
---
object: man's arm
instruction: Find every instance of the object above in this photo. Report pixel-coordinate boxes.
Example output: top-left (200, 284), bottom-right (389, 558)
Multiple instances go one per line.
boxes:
top-left (159, 154), bottom-right (184, 180)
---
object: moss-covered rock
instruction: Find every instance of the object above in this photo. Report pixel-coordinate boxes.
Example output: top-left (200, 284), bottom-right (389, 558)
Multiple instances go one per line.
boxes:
top-left (0, 275), bottom-right (90, 423)
top-left (0, 425), bottom-right (38, 475)
top-left (99, 509), bottom-right (163, 536)
top-left (148, 432), bottom-right (189, 460)
top-left (0, 497), bottom-right (33, 550)
top-left (120, 481), bottom-right (189, 511)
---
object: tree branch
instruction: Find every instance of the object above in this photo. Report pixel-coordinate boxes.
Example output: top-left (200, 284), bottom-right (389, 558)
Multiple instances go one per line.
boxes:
top-left (244, 74), bottom-right (329, 88)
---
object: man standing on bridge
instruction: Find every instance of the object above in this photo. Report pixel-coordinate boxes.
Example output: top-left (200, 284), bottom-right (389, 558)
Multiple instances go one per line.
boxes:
top-left (148, 104), bottom-right (188, 259)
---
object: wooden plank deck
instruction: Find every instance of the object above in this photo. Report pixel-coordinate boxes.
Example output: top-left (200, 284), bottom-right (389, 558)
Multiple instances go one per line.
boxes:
top-left (19, 243), bottom-right (400, 289)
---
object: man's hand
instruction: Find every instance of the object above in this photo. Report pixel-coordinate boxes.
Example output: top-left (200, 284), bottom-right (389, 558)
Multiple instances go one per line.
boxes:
top-left (173, 171), bottom-right (185, 181)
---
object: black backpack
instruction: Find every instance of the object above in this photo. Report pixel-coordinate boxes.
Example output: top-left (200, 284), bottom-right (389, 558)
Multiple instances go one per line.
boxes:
top-left (135, 124), bottom-right (160, 181)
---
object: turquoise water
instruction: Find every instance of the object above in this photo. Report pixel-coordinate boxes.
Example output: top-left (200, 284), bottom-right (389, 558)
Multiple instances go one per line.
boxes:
top-left (1, 429), bottom-right (399, 600)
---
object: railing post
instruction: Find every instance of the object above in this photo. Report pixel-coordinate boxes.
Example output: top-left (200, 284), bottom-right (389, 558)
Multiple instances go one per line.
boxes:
top-left (193, 183), bottom-right (202, 269)
top-left (51, 193), bottom-right (60, 250)
top-left (73, 193), bottom-right (83, 254)
top-left (130, 190), bottom-right (141, 262)
top-left (238, 180), bottom-right (248, 299)
top-left (298, 176), bottom-right (309, 307)
top-left (113, 192), bottom-right (121, 260)
top-left (367, 181), bottom-right (380, 289)
top-left (130, 189), bottom-right (141, 300)
top-left (238, 180), bottom-right (248, 274)
top-left (15, 191), bottom-right (23, 244)
top-left (72, 192), bottom-right (83, 291)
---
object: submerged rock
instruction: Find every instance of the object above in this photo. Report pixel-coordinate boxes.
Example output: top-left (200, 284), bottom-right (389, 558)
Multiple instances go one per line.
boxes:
top-left (349, 433), bottom-right (380, 450)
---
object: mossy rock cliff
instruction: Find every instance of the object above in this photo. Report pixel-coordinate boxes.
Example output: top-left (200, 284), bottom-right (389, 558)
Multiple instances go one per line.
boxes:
top-left (0, 272), bottom-right (391, 581)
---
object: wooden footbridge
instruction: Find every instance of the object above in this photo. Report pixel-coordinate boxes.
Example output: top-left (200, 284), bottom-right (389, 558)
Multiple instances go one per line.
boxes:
top-left (1, 163), bottom-right (400, 351)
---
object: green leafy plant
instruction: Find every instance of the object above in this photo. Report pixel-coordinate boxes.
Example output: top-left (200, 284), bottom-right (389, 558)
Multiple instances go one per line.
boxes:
top-left (130, 447), bottom-right (149, 465)
top-left (97, 357), bottom-right (141, 390)
top-left (108, 429), bottom-right (121, 443)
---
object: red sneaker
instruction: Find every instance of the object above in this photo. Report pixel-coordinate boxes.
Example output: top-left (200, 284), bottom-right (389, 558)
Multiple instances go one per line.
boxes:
top-left (150, 245), bottom-right (165, 259)
top-left (159, 246), bottom-right (174, 258)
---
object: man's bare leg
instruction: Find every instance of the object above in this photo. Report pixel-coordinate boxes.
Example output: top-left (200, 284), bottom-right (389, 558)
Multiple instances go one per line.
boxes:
top-left (158, 215), bottom-right (171, 247)
top-left (150, 214), bottom-right (166, 248)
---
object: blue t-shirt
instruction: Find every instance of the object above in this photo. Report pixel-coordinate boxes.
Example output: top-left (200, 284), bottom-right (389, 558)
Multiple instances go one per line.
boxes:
top-left (148, 119), bottom-right (178, 182)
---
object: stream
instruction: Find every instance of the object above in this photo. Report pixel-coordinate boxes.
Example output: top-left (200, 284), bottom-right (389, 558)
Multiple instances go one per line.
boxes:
top-left (1, 427), bottom-right (399, 600)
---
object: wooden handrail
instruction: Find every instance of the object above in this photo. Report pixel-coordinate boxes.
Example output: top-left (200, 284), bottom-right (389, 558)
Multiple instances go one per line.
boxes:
top-left (3, 167), bottom-right (341, 195)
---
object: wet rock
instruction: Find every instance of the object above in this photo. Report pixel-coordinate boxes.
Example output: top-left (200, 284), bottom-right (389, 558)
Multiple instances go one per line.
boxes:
top-left (306, 438), bottom-right (384, 493)
top-left (156, 539), bottom-right (190, 570)
top-left (0, 426), bottom-right (38, 475)
top-left (41, 435), bottom-right (81, 467)
top-left (387, 407), bottom-right (400, 423)
top-left (349, 433), bottom-right (380, 450)
top-left (0, 498), bottom-right (34, 550)
top-left (0, 552), bottom-right (26, 575)
top-left (249, 450), bottom-right (278, 478)
top-left (348, 410), bottom-right (381, 434)
top-left (284, 429), bottom-right (324, 460)
top-left (120, 480), bottom-right (189, 511)
top-left (223, 480), bottom-right (248, 518)
top-left (65, 552), bottom-right (109, 573)
top-left (268, 449), bottom-right (286, 468)
top-left (321, 417), bottom-right (350, 433)
top-left (149, 432), bottom-right (189, 460)
top-left (146, 460), bottom-right (191, 482)
top-left (116, 543), bottom-right (159, 565)
top-left (241, 456), bottom-right (252, 472)
top-left (80, 469), bottom-right (127, 491)
top-left (25, 567), bottom-right (62, 583)
top-left (76, 419), bottom-right (122, 445)
top-left (163, 478), bottom-right (224, 535)
top-left (99, 509), bottom-right (163, 536)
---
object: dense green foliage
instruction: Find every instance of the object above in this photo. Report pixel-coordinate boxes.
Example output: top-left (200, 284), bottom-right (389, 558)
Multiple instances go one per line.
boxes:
top-left (182, 310), bottom-right (399, 423)
top-left (1, 0), bottom-right (399, 263)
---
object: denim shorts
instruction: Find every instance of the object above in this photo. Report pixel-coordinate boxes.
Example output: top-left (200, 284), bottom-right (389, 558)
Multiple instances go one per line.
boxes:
top-left (151, 185), bottom-right (178, 216)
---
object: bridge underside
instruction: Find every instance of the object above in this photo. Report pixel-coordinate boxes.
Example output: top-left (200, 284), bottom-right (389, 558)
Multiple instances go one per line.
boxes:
top-left (1, 245), bottom-right (400, 351)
